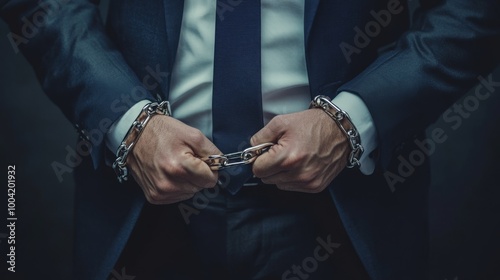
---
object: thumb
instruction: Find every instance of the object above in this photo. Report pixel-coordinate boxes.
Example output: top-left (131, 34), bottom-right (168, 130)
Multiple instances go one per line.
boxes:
top-left (198, 137), bottom-right (222, 157)
top-left (250, 116), bottom-right (285, 146)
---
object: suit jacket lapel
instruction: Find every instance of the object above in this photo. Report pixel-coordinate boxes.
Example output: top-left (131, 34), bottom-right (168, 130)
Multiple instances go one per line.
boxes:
top-left (163, 0), bottom-right (184, 100)
top-left (304, 0), bottom-right (320, 45)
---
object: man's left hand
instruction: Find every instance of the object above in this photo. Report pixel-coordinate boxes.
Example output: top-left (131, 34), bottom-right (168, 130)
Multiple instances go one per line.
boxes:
top-left (250, 109), bottom-right (350, 192)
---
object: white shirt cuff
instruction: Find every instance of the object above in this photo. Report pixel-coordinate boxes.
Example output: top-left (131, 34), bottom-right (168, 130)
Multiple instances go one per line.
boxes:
top-left (106, 100), bottom-right (152, 155)
top-left (332, 92), bottom-right (378, 175)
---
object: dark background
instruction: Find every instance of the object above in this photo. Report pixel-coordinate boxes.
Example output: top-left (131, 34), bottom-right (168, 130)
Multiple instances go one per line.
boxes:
top-left (1, 1), bottom-right (499, 280)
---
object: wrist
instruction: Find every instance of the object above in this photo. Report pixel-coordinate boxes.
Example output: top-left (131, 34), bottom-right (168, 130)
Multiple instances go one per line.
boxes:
top-left (309, 95), bottom-right (364, 168)
top-left (106, 100), bottom-right (152, 154)
top-left (112, 101), bottom-right (172, 182)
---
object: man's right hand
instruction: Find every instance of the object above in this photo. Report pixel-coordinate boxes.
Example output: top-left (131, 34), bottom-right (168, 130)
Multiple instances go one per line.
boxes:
top-left (127, 115), bottom-right (220, 204)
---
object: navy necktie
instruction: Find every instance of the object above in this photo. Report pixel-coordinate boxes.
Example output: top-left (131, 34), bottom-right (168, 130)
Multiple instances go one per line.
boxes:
top-left (212, 0), bottom-right (263, 194)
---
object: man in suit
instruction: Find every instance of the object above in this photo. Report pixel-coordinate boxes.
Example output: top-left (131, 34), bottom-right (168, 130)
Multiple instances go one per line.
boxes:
top-left (1, 0), bottom-right (499, 279)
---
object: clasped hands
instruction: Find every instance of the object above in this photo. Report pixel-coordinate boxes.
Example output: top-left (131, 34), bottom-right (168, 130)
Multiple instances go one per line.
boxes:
top-left (128, 109), bottom-right (350, 204)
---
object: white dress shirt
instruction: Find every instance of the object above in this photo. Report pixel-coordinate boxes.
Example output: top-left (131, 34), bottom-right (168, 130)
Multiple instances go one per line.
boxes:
top-left (107, 0), bottom-right (377, 174)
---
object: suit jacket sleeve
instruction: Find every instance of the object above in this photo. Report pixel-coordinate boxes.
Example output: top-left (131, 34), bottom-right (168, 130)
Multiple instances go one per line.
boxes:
top-left (0, 0), bottom-right (155, 168)
top-left (340, 0), bottom-right (500, 168)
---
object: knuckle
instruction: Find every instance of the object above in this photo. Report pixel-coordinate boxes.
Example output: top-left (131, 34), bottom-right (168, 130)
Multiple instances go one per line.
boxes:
top-left (267, 115), bottom-right (286, 133)
top-left (149, 182), bottom-right (192, 204)
top-left (153, 180), bottom-right (170, 193)
top-left (189, 129), bottom-right (206, 145)
top-left (147, 197), bottom-right (164, 205)
top-left (165, 160), bottom-right (187, 177)
top-left (282, 151), bottom-right (303, 169)
top-left (261, 177), bottom-right (273, 185)
top-left (146, 196), bottom-right (160, 204)
top-left (146, 190), bottom-right (165, 204)
top-left (296, 172), bottom-right (314, 185)
top-left (273, 114), bottom-right (286, 125)
top-left (281, 160), bottom-right (294, 170)
top-left (307, 187), bottom-right (322, 194)
top-left (276, 184), bottom-right (290, 191)
top-left (305, 179), bottom-right (324, 193)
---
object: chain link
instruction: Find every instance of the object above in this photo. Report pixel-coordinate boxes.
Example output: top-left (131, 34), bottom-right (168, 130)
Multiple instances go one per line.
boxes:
top-left (202, 142), bottom-right (274, 171)
top-left (113, 96), bottom-right (362, 181)
top-left (113, 101), bottom-right (171, 183)
top-left (310, 95), bottom-right (364, 168)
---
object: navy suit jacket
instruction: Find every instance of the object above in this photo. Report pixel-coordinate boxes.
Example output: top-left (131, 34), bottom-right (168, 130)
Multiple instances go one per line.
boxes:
top-left (1, 0), bottom-right (499, 279)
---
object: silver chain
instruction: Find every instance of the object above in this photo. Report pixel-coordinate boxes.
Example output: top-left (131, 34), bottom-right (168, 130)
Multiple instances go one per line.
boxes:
top-left (113, 96), bottom-right (362, 182)
top-left (202, 142), bottom-right (274, 170)
top-left (113, 101), bottom-right (172, 183)
top-left (310, 95), bottom-right (364, 168)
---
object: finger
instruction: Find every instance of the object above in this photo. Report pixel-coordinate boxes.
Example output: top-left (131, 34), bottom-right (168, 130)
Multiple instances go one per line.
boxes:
top-left (146, 190), bottom-right (197, 205)
top-left (155, 170), bottom-right (204, 194)
top-left (276, 181), bottom-right (327, 193)
top-left (259, 169), bottom-right (309, 185)
top-left (252, 144), bottom-right (287, 178)
top-left (259, 177), bottom-right (304, 192)
top-left (139, 171), bottom-right (201, 205)
top-left (275, 183), bottom-right (311, 193)
top-left (188, 130), bottom-right (222, 157)
top-left (265, 178), bottom-right (321, 193)
top-left (250, 115), bottom-right (286, 146)
top-left (199, 140), bottom-right (222, 157)
top-left (182, 155), bottom-right (219, 188)
top-left (260, 169), bottom-right (329, 193)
